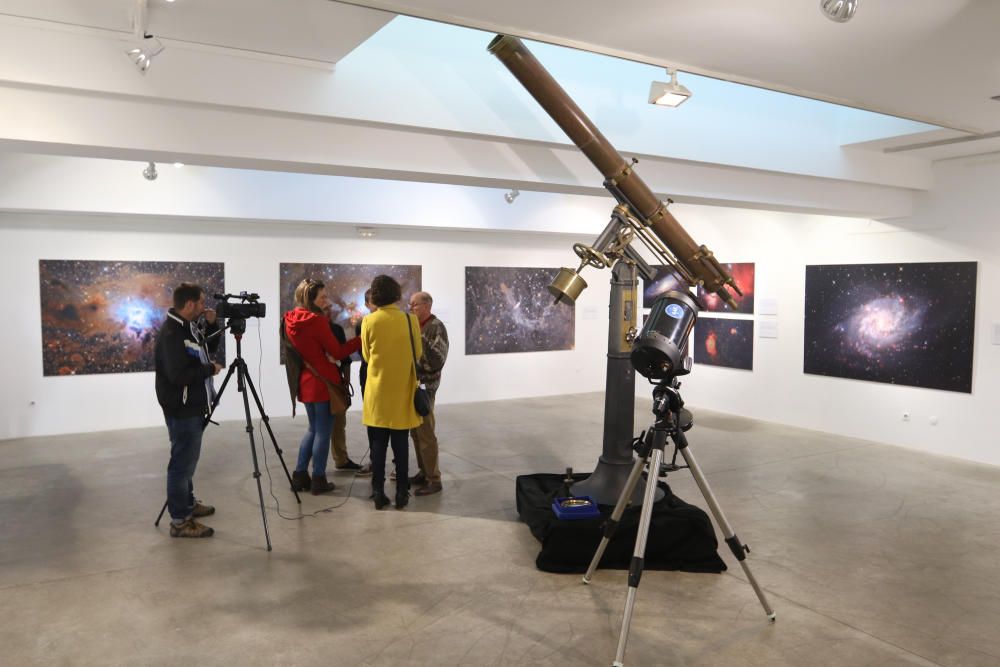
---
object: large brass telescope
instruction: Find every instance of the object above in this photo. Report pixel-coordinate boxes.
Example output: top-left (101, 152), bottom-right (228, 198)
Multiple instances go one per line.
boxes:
top-left (487, 34), bottom-right (740, 308)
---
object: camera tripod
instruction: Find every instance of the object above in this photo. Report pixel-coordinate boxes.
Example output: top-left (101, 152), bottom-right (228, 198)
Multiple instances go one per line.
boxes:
top-left (155, 319), bottom-right (300, 551)
top-left (583, 378), bottom-right (775, 667)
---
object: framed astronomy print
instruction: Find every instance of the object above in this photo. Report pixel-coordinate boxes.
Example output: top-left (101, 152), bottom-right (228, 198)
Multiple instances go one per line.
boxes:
top-left (693, 316), bottom-right (754, 370)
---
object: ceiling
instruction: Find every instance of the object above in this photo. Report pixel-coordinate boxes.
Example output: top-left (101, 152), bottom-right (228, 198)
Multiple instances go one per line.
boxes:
top-left (336, 0), bottom-right (1000, 137)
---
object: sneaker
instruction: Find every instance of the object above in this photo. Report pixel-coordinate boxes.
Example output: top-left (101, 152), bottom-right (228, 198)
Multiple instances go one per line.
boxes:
top-left (191, 502), bottom-right (215, 518)
top-left (169, 518), bottom-right (214, 538)
top-left (335, 459), bottom-right (363, 472)
top-left (356, 463), bottom-right (372, 477)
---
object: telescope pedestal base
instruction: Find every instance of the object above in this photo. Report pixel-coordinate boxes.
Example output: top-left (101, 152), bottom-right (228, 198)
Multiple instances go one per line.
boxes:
top-left (570, 457), bottom-right (665, 506)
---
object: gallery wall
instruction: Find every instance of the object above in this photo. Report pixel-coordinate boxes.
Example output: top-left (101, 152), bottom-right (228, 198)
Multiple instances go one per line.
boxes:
top-left (0, 216), bottom-right (609, 441)
top-left (657, 155), bottom-right (1000, 466)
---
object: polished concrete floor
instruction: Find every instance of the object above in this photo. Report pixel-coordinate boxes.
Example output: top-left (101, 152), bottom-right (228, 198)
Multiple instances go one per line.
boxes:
top-left (2, 392), bottom-right (999, 666)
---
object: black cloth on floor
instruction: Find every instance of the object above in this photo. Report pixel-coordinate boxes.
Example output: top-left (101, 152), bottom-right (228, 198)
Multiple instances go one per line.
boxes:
top-left (516, 472), bottom-right (726, 574)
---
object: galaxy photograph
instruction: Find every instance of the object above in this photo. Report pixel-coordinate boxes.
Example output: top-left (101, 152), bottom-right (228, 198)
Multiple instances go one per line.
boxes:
top-left (465, 266), bottom-right (574, 355)
top-left (803, 262), bottom-right (977, 393)
top-left (693, 316), bottom-right (754, 370)
top-left (642, 265), bottom-right (691, 308)
top-left (697, 262), bottom-right (755, 314)
top-left (279, 262), bottom-right (422, 335)
top-left (39, 259), bottom-right (225, 376)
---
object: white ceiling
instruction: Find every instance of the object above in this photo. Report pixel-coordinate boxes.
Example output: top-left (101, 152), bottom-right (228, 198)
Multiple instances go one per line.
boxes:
top-left (336, 0), bottom-right (1000, 135)
top-left (0, 0), bottom-right (394, 65)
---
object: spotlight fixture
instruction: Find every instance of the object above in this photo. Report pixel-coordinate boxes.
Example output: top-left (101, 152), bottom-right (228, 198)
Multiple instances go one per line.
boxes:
top-left (173, 162), bottom-right (184, 168)
top-left (648, 68), bottom-right (692, 108)
top-left (357, 226), bottom-right (377, 239)
top-left (504, 188), bottom-right (520, 204)
top-left (142, 161), bottom-right (158, 181)
top-left (820, 0), bottom-right (860, 22)
top-left (125, 37), bottom-right (164, 74)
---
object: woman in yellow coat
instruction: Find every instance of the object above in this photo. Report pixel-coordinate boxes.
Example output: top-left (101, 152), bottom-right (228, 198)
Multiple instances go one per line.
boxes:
top-left (361, 275), bottom-right (423, 509)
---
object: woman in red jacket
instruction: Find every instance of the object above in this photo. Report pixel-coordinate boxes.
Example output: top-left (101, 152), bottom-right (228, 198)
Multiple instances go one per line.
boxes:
top-left (283, 278), bottom-right (361, 494)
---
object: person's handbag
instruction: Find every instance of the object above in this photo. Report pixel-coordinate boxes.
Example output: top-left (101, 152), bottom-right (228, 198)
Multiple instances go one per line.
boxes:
top-left (405, 310), bottom-right (433, 417)
top-left (280, 321), bottom-right (351, 415)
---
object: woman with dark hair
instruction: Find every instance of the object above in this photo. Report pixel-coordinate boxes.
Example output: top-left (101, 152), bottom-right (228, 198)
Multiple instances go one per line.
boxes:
top-left (283, 278), bottom-right (361, 494)
top-left (360, 275), bottom-right (423, 509)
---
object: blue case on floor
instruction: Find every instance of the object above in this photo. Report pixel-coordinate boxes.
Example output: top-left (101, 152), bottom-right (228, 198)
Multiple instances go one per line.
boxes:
top-left (551, 495), bottom-right (601, 520)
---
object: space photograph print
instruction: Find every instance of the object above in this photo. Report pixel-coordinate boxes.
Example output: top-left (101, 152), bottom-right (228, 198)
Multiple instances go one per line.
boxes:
top-left (694, 317), bottom-right (754, 370)
top-left (39, 259), bottom-right (225, 376)
top-left (279, 262), bottom-right (422, 333)
top-left (697, 262), bottom-right (755, 314)
top-left (465, 266), bottom-right (575, 355)
top-left (803, 261), bottom-right (977, 393)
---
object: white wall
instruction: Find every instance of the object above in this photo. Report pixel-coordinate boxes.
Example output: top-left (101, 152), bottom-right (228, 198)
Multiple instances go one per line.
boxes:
top-left (0, 215), bottom-right (609, 440)
top-left (658, 155), bottom-right (999, 467)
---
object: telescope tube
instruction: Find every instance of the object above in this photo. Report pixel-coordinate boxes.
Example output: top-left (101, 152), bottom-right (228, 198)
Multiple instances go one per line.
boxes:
top-left (488, 35), bottom-right (739, 307)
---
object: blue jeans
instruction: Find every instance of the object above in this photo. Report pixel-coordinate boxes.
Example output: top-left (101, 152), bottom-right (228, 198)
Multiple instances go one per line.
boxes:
top-left (165, 415), bottom-right (205, 521)
top-left (296, 401), bottom-right (334, 477)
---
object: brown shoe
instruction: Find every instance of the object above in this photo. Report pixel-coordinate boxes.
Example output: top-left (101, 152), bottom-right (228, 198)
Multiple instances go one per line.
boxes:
top-left (414, 482), bottom-right (442, 497)
top-left (191, 502), bottom-right (215, 518)
top-left (311, 475), bottom-right (336, 495)
top-left (169, 518), bottom-right (214, 538)
top-left (408, 471), bottom-right (427, 486)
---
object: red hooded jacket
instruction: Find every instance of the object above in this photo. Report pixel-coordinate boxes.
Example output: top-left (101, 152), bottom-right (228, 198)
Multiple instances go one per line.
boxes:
top-left (283, 308), bottom-right (361, 403)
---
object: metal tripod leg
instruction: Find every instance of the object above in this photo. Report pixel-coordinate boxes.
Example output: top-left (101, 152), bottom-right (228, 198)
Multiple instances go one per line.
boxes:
top-left (242, 366), bottom-right (300, 505)
top-left (236, 359), bottom-right (272, 552)
top-left (612, 446), bottom-right (665, 667)
top-left (583, 449), bottom-right (648, 584)
top-left (677, 439), bottom-right (776, 621)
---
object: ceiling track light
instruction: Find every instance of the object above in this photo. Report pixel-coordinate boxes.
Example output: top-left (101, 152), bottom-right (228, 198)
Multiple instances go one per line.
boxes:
top-left (357, 226), bottom-right (377, 239)
top-left (820, 0), bottom-right (860, 23)
top-left (504, 188), bottom-right (520, 204)
top-left (125, 0), bottom-right (164, 74)
top-left (142, 161), bottom-right (158, 181)
top-left (648, 68), bottom-right (692, 108)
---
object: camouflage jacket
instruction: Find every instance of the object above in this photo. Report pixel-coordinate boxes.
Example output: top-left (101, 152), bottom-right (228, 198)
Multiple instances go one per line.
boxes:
top-left (416, 315), bottom-right (449, 395)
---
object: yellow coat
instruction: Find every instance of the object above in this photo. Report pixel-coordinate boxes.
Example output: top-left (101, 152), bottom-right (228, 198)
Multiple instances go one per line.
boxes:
top-left (361, 304), bottom-right (423, 430)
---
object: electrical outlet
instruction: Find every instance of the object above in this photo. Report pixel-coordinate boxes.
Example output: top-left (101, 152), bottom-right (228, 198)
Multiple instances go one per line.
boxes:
top-left (902, 412), bottom-right (911, 422)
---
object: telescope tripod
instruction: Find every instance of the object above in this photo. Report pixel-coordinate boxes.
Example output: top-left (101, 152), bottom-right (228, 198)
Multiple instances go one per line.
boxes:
top-left (155, 330), bottom-right (300, 551)
top-left (583, 379), bottom-right (775, 667)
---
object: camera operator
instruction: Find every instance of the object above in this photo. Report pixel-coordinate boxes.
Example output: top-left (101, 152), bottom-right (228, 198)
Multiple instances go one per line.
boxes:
top-left (154, 283), bottom-right (223, 538)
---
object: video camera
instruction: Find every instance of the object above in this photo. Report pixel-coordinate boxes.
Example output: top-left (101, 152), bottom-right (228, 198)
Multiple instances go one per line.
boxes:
top-left (214, 292), bottom-right (267, 320)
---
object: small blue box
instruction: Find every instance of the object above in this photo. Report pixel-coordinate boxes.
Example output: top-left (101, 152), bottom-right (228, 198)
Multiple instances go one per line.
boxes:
top-left (551, 495), bottom-right (601, 520)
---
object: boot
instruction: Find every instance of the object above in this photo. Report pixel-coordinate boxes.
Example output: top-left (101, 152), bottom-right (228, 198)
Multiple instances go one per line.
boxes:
top-left (372, 484), bottom-right (390, 510)
top-left (310, 475), bottom-right (336, 495)
top-left (291, 470), bottom-right (311, 492)
top-left (395, 487), bottom-right (410, 510)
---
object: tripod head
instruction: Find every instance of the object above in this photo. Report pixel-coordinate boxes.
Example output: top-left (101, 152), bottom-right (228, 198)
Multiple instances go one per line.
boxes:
top-left (651, 378), bottom-right (693, 433)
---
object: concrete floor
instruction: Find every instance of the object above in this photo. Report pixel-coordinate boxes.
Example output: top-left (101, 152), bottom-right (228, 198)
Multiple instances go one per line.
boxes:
top-left (1, 392), bottom-right (999, 666)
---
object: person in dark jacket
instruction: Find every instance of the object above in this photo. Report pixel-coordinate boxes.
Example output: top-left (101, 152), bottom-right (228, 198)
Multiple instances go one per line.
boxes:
top-left (283, 278), bottom-right (361, 494)
top-left (154, 283), bottom-right (223, 538)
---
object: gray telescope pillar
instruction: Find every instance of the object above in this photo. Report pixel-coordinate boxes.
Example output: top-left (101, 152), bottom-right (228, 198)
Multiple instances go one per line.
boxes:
top-left (571, 260), bottom-right (664, 506)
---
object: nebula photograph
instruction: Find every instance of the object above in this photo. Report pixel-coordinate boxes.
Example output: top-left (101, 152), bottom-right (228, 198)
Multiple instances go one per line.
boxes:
top-left (697, 262), bottom-right (755, 314)
top-left (642, 265), bottom-right (691, 308)
top-left (465, 267), bottom-right (574, 355)
top-left (693, 317), bottom-right (754, 370)
top-left (39, 260), bottom-right (226, 376)
top-left (804, 262), bottom-right (977, 393)
top-left (279, 263), bottom-right (422, 335)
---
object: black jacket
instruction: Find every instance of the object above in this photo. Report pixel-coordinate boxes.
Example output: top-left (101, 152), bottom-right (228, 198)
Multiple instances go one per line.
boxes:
top-left (155, 310), bottom-right (221, 418)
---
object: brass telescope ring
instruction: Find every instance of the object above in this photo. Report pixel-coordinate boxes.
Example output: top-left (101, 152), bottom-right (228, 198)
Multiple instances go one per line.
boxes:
top-left (573, 243), bottom-right (612, 269)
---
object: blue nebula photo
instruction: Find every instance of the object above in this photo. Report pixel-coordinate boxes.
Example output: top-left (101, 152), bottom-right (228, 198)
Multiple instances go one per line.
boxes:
top-left (465, 266), bottom-right (574, 354)
top-left (804, 262), bottom-right (977, 393)
top-left (39, 260), bottom-right (226, 376)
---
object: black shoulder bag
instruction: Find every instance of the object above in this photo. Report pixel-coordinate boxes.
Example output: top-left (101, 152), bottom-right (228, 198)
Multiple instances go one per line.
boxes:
top-left (405, 311), bottom-right (433, 417)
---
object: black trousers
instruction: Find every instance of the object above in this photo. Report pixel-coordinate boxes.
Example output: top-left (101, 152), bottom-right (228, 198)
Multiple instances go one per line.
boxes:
top-left (367, 426), bottom-right (409, 491)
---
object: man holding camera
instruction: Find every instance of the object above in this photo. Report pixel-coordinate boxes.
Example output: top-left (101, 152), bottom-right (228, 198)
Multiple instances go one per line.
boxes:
top-left (155, 283), bottom-right (223, 538)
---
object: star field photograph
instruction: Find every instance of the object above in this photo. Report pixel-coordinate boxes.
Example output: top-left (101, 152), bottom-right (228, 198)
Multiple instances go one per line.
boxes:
top-left (465, 266), bottom-right (574, 355)
top-left (693, 316), bottom-right (754, 370)
top-left (697, 262), bottom-right (755, 314)
top-left (642, 265), bottom-right (691, 308)
top-left (279, 262), bottom-right (422, 335)
top-left (39, 259), bottom-right (225, 376)
top-left (803, 262), bottom-right (977, 393)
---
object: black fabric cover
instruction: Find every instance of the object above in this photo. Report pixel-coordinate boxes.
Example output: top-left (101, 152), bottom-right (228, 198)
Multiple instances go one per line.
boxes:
top-left (516, 473), bottom-right (726, 574)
